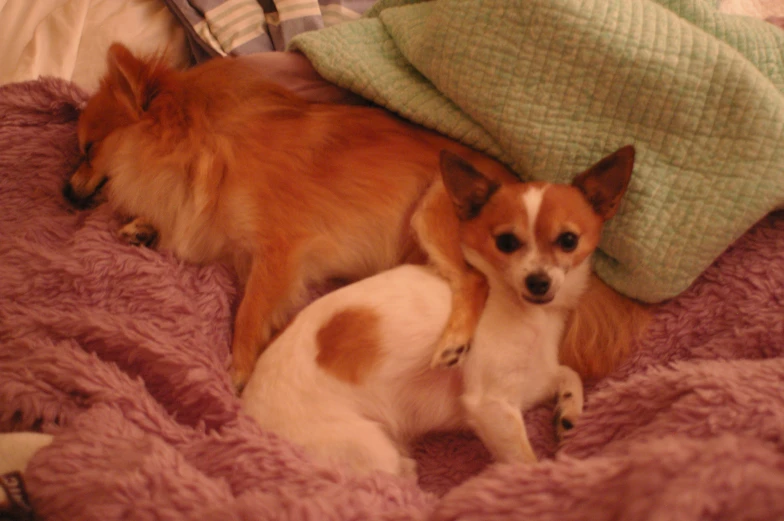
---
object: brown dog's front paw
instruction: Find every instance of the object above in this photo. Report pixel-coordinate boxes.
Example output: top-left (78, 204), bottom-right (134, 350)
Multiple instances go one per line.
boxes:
top-left (118, 219), bottom-right (159, 248)
top-left (430, 337), bottom-right (472, 369)
top-left (429, 294), bottom-right (480, 369)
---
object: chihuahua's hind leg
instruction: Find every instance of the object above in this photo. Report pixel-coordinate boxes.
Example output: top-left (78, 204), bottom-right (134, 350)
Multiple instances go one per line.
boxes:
top-left (314, 419), bottom-right (414, 478)
top-left (412, 181), bottom-right (488, 369)
top-left (552, 365), bottom-right (584, 441)
top-left (118, 217), bottom-right (159, 248)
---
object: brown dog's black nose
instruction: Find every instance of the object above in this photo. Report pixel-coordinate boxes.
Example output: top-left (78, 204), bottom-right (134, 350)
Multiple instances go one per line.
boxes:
top-left (62, 176), bottom-right (107, 210)
top-left (62, 182), bottom-right (93, 210)
top-left (525, 272), bottom-right (551, 296)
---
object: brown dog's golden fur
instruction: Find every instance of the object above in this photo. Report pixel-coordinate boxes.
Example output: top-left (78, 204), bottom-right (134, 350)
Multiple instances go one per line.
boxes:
top-left (65, 44), bottom-right (648, 388)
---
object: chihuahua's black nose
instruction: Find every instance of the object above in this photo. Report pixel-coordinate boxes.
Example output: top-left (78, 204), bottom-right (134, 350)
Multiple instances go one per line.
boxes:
top-left (525, 272), bottom-right (551, 296)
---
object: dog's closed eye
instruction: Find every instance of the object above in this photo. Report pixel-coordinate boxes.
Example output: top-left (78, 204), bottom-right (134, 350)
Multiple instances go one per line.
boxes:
top-left (82, 142), bottom-right (94, 163)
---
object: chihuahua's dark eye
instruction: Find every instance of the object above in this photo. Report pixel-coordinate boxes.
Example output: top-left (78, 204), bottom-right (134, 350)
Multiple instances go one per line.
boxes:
top-left (556, 232), bottom-right (579, 252)
top-left (495, 233), bottom-right (522, 253)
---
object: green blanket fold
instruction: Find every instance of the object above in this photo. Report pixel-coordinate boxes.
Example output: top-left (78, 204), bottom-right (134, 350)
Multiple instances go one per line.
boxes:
top-left (290, 0), bottom-right (784, 302)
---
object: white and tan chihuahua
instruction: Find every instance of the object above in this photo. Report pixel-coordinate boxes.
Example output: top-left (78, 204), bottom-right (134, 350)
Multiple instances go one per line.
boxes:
top-left (241, 145), bottom-right (635, 476)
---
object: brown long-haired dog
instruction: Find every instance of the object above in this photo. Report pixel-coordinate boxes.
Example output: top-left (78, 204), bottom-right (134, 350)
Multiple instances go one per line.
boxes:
top-left (64, 44), bottom-right (649, 389)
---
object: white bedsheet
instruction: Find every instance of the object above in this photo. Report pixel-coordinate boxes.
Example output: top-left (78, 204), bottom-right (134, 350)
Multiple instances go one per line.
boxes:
top-left (0, 0), bottom-right (190, 92)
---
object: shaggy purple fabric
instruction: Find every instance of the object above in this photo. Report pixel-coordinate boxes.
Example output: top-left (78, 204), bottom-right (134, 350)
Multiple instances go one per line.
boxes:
top-left (1, 78), bottom-right (782, 520)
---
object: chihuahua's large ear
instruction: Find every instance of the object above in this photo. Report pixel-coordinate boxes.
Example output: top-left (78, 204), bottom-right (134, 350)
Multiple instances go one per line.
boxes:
top-left (572, 145), bottom-right (635, 221)
top-left (440, 150), bottom-right (500, 221)
top-left (105, 43), bottom-right (161, 116)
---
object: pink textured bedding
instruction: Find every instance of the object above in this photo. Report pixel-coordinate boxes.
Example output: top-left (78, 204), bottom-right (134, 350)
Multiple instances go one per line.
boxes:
top-left (1, 77), bottom-right (782, 520)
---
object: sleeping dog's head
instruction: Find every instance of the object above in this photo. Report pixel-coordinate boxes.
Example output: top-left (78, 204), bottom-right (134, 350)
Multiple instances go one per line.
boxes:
top-left (63, 43), bottom-right (167, 209)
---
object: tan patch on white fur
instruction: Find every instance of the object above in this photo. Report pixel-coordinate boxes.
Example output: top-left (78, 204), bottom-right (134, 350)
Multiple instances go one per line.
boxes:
top-left (316, 307), bottom-right (382, 384)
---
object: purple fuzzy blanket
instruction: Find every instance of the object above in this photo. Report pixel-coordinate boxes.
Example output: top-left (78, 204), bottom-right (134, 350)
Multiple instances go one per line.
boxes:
top-left (1, 78), bottom-right (783, 521)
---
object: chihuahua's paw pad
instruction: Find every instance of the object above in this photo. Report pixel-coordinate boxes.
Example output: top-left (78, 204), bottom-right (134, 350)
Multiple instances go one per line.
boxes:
top-left (553, 391), bottom-right (582, 441)
top-left (118, 220), bottom-right (159, 248)
top-left (431, 342), bottom-right (470, 369)
top-left (553, 408), bottom-right (577, 441)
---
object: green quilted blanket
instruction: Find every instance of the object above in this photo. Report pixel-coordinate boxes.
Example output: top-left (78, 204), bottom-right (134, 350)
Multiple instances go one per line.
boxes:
top-left (290, 0), bottom-right (784, 302)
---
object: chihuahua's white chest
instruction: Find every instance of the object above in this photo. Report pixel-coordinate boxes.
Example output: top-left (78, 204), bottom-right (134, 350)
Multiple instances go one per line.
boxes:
top-left (461, 295), bottom-right (565, 427)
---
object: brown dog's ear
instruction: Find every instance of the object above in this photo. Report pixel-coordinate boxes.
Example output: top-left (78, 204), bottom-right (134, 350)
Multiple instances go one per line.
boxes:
top-left (572, 145), bottom-right (635, 221)
top-left (105, 43), bottom-right (161, 116)
top-left (440, 150), bottom-right (500, 221)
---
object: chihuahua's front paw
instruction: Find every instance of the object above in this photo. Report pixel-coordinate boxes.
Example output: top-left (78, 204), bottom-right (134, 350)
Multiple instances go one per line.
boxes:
top-left (118, 218), bottom-right (159, 248)
top-left (553, 390), bottom-right (582, 441)
top-left (431, 341), bottom-right (471, 369)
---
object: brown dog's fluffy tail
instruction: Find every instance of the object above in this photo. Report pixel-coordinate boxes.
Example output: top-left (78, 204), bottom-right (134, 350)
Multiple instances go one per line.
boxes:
top-left (560, 274), bottom-right (651, 380)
